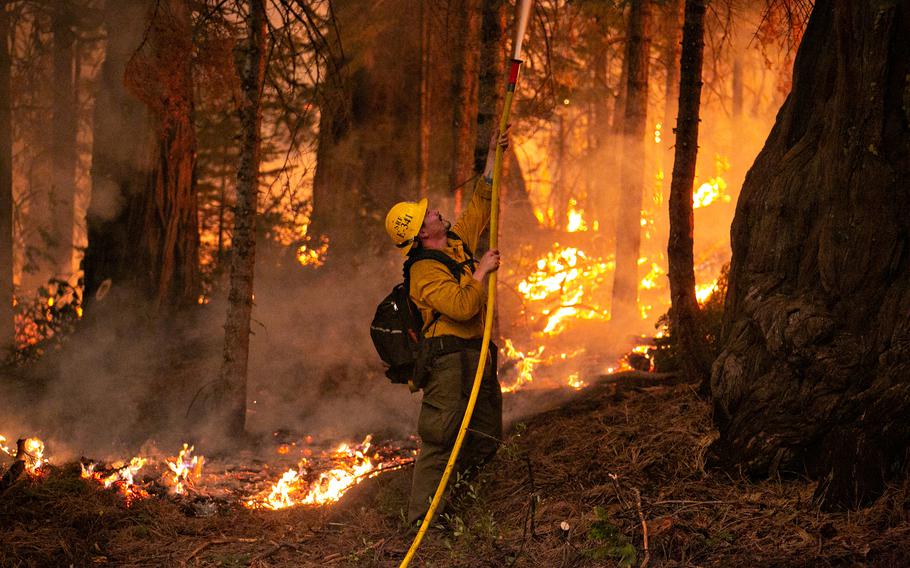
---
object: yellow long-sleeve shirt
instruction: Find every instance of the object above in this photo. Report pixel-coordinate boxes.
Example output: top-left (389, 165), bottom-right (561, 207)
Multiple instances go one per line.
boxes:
top-left (409, 177), bottom-right (492, 339)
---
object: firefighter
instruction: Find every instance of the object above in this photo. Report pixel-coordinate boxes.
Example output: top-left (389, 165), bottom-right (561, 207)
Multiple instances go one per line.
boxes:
top-left (384, 128), bottom-right (509, 526)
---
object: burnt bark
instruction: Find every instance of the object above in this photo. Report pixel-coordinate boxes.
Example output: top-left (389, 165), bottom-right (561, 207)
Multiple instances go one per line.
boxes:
top-left (417, 0), bottom-right (430, 199)
top-left (84, 0), bottom-right (199, 313)
top-left (711, 0), bottom-right (910, 509)
top-left (50, 1), bottom-right (76, 278)
top-left (450, 0), bottom-right (481, 213)
top-left (309, 1), bottom-right (421, 261)
top-left (667, 0), bottom-right (711, 384)
top-left (474, 0), bottom-right (506, 176)
top-left (611, 0), bottom-right (652, 326)
top-left (218, 0), bottom-right (267, 439)
top-left (0, 2), bottom-right (12, 354)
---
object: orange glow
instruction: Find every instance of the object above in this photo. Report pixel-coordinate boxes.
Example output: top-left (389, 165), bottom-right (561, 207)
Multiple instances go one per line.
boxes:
top-left (166, 443), bottom-right (204, 495)
top-left (244, 436), bottom-right (409, 510)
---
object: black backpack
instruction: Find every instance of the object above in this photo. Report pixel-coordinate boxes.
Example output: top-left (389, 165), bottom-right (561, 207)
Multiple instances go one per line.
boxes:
top-left (370, 233), bottom-right (474, 384)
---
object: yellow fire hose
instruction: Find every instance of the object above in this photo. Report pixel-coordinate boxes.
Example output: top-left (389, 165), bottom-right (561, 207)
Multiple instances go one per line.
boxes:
top-left (400, 4), bottom-right (533, 564)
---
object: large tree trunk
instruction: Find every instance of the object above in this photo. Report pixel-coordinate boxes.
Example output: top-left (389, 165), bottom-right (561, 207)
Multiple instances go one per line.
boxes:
top-left (710, 0), bottom-right (910, 509)
top-left (84, 0), bottom-right (199, 313)
top-left (667, 0), bottom-right (711, 384)
top-left (450, 0), bottom-right (481, 214)
top-left (611, 0), bottom-right (651, 326)
top-left (0, 2), bottom-right (12, 354)
top-left (50, 1), bottom-right (77, 278)
top-left (217, 0), bottom-right (266, 439)
top-left (309, 1), bottom-right (421, 262)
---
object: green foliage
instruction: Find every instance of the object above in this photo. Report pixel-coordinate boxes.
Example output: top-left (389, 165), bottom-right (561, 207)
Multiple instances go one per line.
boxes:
top-left (585, 506), bottom-right (637, 566)
top-left (652, 264), bottom-right (729, 373)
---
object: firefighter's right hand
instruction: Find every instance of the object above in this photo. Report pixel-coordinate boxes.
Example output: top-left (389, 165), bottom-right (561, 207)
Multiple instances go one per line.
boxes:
top-left (476, 249), bottom-right (501, 278)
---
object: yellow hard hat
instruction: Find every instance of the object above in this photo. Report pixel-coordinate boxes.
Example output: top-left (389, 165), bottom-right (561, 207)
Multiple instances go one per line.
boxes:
top-left (385, 198), bottom-right (427, 254)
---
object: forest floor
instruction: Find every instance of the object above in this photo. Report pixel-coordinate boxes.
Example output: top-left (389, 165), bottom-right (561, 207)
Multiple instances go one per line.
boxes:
top-left (2, 371), bottom-right (910, 567)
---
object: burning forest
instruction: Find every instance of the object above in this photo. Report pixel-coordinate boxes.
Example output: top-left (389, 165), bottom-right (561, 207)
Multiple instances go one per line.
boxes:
top-left (2, 0), bottom-right (910, 566)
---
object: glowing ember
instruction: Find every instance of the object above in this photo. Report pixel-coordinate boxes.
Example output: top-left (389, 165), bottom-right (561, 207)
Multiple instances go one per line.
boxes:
top-left (566, 199), bottom-right (588, 232)
top-left (81, 457), bottom-right (150, 505)
top-left (296, 236), bottom-right (330, 267)
top-left (166, 443), bottom-right (204, 495)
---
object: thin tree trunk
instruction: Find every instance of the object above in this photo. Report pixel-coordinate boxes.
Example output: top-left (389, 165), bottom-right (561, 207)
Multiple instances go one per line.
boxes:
top-left (218, 0), bottom-right (267, 439)
top-left (417, 0), bottom-right (430, 199)
top-left (450, 0), bottom-right (480, 214)
top-left (667, 0), bottom-right (710, 384)
top-left (611, 0), bottom-right (652, 326)
top-left (474, 0), bottom-right (506, 176)
top-left (51, 1), bottom-right (76, 278)
top-left (662, 0), bottom-right (683, 132)
top-left (0, 2), bottom-right (13, 354)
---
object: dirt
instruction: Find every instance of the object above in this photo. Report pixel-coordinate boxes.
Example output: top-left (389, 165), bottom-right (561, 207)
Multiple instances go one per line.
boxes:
top-left (2, 372), bottom-right (909, 567)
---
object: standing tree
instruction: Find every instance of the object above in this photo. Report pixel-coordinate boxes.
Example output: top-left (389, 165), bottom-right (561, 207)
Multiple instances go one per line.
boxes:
top-left (0, 0), bottom-right (12, 353)
top-left (611, 0), bottom-right (652, 325)
top-left (50, 0), bottom-right (77, 278)
top-left (711, 0), bottom-right (910, 508)
top-left (450, 0), bottom-right (481, 213)
top-left (84, 0), bottom-right (199, 313)
top-left (666, 0), bottom-right (711, 383)
top-left (309, 0), bottom-right (421, 261)
top-left (218, 0), bottom-right (267, 439)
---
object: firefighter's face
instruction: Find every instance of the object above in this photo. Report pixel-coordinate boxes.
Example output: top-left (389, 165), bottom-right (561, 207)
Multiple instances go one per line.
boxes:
top-left (420, 208), bottom-right (450, 239)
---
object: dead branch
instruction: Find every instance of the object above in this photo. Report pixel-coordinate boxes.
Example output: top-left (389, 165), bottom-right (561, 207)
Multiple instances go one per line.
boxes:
top-left (634, 488), bottom-right (650, 568)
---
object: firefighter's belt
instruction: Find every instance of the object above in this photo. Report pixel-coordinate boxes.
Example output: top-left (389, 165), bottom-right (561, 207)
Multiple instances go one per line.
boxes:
top-left (425, 335), bottom-right (492, 357)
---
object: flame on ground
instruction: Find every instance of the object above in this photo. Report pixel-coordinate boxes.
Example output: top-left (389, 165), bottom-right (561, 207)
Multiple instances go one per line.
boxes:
top-left (81, 457), bottom-right (150, 506)
top-left (166, 443), bottom-right (204, 495)
top-left (245, 435), bottom-right (405, 510)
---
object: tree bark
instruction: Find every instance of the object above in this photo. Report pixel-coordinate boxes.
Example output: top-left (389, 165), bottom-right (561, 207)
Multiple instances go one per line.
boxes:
top-left (417, 0), bottom-right (430, 200)
top-left (711, 0), bottom-right (910, 509)
top-left (50, 1), bottom-right (77, 278)
top-left (473, 0), bottom-right (506, 176)
top-left (309, 0), bottom-right (421, 261)
top-left (611, 0), bottom-right (651, 326)
top-left (0, 2), bottom-right (13, 354)
top-left (667, 0), bottom-right (711, 384)
top-left (84, 0), bottom-right (199, 313)
top-left (218, 0), bottom-right (267, 438)
top-left (450, 0), bottom-right (481, 214)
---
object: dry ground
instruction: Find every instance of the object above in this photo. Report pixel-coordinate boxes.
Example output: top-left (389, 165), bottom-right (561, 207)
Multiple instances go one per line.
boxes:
top-left (2, 372), bottom-right (909, 567)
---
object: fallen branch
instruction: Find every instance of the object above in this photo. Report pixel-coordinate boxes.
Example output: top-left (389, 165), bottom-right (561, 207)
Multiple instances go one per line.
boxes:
top-left (634, 488), bottom-right (650, 568)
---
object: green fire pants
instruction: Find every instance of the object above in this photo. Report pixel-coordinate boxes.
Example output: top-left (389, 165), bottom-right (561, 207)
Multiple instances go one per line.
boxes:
top-left (407, 348), bottom-right (502, 525)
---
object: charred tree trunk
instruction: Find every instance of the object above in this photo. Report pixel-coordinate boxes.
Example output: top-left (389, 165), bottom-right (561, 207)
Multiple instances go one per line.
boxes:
top-left (450, 0), bottom-right (481, 214)
top-left (0, 2), bottom-right (12, 354)
top-left (611, 0), bottom-right (651, 326)
top-left (309, 0), bottom-right (421, 261)
top-left (417, 0), bottom-right (430, 199)
top-left (711, 0), bottom-right (910, 509)
top-left (218, 0), bottom-right (267, 439)
top-left (84, 0), bottom-right (199, 313)
top-left (667, 0), bottom-right (711, 384)
top-left (662, 0), bottom-right (682, 134)
top-left (474, 0), bottom-right (506, 176)
top-left (50, 1), bottom-right (76, 278)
